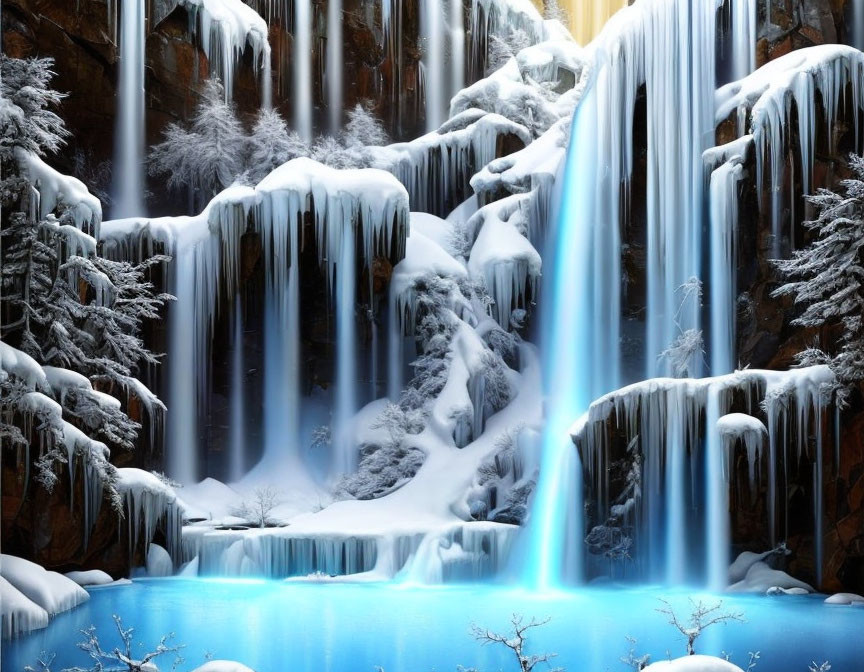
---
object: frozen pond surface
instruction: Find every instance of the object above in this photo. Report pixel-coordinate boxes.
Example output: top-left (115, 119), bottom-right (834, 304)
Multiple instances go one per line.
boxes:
top-left (4, 580), bottom-right (864, 671)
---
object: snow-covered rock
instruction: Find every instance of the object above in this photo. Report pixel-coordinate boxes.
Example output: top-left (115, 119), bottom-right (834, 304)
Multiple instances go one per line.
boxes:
top-left (644, 656), bottom-right (744, 672)
top-left (146, 543), bottom-right (174, 577)
top-left (0, 555), bottom-right (88, 638)
top-left (64, 569), bottom-right (115, 586)
top-left (824, 592), bottom-right (864, 605)
top-left (1, 576), bottom-right (49, 639)
top-left (191, 661), bottom-right (256, 672)
top-left (728, 560), bottom-right (814, 594)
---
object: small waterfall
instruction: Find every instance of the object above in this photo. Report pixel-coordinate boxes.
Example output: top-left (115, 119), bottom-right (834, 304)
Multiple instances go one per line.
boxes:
top-left (708, 159), bottom-right (744, 375)
top-left (327, 0), bottom-right (343, 132)
top-left (729, 0), bottom-right (757, 81)
top-left (705, 386), bottom-right (729, 592)
top-left (168, 247), bottom-right (198, 484)
top-left (295, 0), bottom-right (313, 142)
top-left (113, 0), bottom-right (145, 218)
top-left (387, 286), bottom-right (404, 402)
top-left (333, 230), bottom-right (357, 475)
top-left (229, 299), bottom-right (245, 482)
top-left (423, 0), bottom-right (444, 132)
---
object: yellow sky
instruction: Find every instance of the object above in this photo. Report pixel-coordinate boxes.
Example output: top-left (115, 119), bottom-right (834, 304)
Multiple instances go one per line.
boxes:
top-left (530, 0), bottom-right (629, 46)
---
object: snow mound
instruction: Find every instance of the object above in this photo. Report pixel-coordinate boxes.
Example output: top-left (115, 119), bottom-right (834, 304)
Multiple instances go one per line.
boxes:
top-left (728, 560), bottom-right (814, 594)
top-left (146, 543), bottom-right (174, 577)
top-left (64, 569), bottom-right (114, 586)
top-left (644, 656), bottom-right (744, 672)
top-left (824, 592), bottom-right (864, 605)
top-left (0, 555), bottom-right (89, 617)
top-left (191, 661), bottom-right (256, 672)
top-left (0, 340), bottom-right (49, 392)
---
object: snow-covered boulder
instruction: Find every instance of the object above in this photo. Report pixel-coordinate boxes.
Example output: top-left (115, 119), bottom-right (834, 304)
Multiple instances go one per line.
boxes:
top-left (1, 576), bottom-right (49, 639)
top-left (824, 592), bottom-right (864, 605)
top-left (644, 656), bottom-right (744, 672)
top-left (0, 555), bottom-right (89, 616)
top-left (728, 560), bottom-right (814, 594)
top-left (191, 661), bottom-right (256, 672)
top-left (146, 543), bottom-right (174, 577)
top-left (64, 569), bottom-right (115, 586)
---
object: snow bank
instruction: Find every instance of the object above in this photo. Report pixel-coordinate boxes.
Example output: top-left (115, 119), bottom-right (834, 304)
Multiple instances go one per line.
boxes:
top-left (64, 569), bottom-right (114, 586)
top-left (644, 656), bottom-right (744, 672)
top-left (1, 576), bottom-right (49, 639)
top-left (0, 555), bottom-right (89, 617)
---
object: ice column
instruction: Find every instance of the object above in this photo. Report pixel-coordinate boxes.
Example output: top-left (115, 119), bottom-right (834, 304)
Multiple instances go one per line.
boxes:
top-left (450, 0), bottom-right (465, 98)
top-left (113, 0), bottom-right (145, 218)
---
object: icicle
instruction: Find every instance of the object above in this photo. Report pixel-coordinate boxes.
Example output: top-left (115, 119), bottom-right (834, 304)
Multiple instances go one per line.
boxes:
top-left (229, 298), bottom-right (245, 481)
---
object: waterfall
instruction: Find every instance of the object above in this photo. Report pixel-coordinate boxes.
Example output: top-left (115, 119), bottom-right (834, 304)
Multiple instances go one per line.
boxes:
top-left (705, 385), bottom-right (730, 592)
top-left (229, 299), bottom-right (245, 482)
top-left (423, 0), bottom-right (444, 132)
top-left (333, 229), bottom-right (358, 475)
top-left (708, 157), bottom-right (744, 375)
top-left (729, 0), bottom-right (757, 81)
top-left (327, 0), bottom-right (343, 132)
top-left (113, 0), bottom-right (145, 218)
top-left (852, 0), bottom-right (864, 50)
top-left (450, 0), bottom-right (464, 99)
top-left (168, 247), bottom-right (198, 484)
top-left (295, 0), bottom-right (313, 142)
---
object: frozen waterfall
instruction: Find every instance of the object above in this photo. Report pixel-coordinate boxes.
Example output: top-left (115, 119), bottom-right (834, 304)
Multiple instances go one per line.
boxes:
top-left (327, 0), bottom-right (343, 132)
top-left (294, 0), bottom-right (313, 142)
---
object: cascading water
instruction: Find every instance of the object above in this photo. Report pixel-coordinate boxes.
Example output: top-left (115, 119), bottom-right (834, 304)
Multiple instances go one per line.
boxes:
top-left (295, 0), bottom-right (313, 142)
top-left (333, 227), bottom-right (358, 475)
top-left (229, 299), bottom-right (245, 482)
top-left (113, 0), bottom-right (145, 218)
top-left (449, 0), bottom-right (465, 100)
top-left (423, 0), bottom-right (445, 132)
top-left (852, 0), bottom-right (864, 50)
top-left (327, 0), bottom-right (343, 132)
top-left (168, 248), bottom-right (198, 484)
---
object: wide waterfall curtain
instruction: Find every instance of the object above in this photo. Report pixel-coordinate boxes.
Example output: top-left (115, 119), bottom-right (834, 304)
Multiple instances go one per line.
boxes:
top-left (565, 0), bottom-right (629, 45)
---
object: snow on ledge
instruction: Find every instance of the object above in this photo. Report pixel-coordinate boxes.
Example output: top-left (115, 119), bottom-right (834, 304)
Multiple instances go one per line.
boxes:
top-left (644, 656), bottom-right (744, 672)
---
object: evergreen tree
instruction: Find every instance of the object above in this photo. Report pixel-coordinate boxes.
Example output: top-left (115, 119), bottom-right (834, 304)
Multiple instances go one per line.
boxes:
top-left (149, 78), bottom-right (246, 207)
top-left (773, 154), bottom-right (864, 406)
top-left (246, 108), bottom-right (309, 182)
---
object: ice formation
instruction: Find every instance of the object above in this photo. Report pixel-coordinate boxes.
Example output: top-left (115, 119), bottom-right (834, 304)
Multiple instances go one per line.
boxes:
top-left (178, 0), bottom-right (271, 103)
top-left (0, 576), bottom-right (49, 639)
top-left (117, 468), bottom-right (185, 565)
top-left (573, 366), bottom-right (834, 587)
top-left (715, 45), bottom-right (864, 256)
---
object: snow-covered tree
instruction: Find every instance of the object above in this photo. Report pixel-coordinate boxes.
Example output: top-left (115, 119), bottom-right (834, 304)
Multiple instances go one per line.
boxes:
top-left (772, 154), bottom-right (864, 407)
top-left (656, 598), bottom-right (744, 656)
top-left (343, 102), bottom-right (389, 150)
top-left (310, 135), bottom-right (363, 170)
top-left (149, 78), bottom-right (246, 208)
top-left (486, 28), bottom-right (532, 75)
top-left (543, 0), bottom-right (568, 23)
top-left (232, 486), bottom-right (282, 527)
top-left (246, 108), bottom-right (309, 183)
top-left (469, 615), bottom-right (562, 672)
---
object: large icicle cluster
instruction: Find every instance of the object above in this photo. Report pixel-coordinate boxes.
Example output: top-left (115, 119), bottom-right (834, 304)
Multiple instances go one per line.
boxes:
top-left (102, 160), bottom-right (409, 483)
top-left (572, 366), bottom-right (835, 588)
top-left (715, 45), bottom-right (864, 257)
top-left (177, 0), bottom-right (272, 103)
top-left (117, 468), bottom-right (186, 567)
